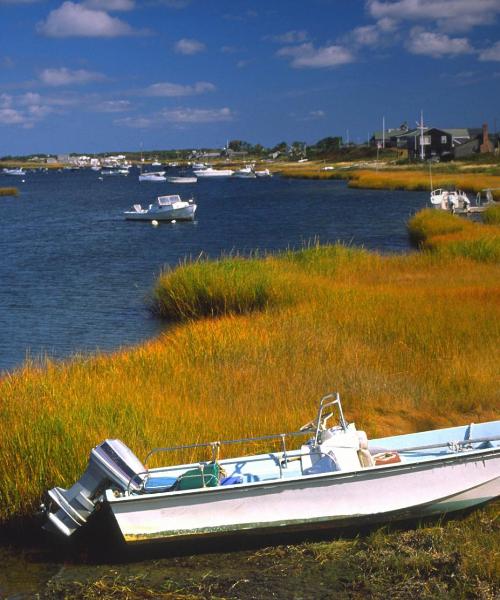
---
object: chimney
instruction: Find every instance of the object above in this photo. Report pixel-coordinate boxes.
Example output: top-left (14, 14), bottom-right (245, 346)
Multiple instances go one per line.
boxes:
top-left (480, 123), bottom-right (493, 153)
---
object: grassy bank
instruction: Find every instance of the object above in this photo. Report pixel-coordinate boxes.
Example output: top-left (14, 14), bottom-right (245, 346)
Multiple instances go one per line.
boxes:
top-left (280, 166), bottom-right (500, 199)
top-left (42, 505), bottom-right (498, 599)
top-left (0, 187), bottom-right (19, 197)
top-left (1, 230), bottom-right (499, 524)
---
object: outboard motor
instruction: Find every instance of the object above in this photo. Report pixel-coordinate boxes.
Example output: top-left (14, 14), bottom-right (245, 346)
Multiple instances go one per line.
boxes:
top-left (43, 439), bottom-right (146, 538)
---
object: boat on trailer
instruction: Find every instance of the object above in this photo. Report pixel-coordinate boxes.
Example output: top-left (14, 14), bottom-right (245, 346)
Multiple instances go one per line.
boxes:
top-left (42, 393), bottom-right (499, 545)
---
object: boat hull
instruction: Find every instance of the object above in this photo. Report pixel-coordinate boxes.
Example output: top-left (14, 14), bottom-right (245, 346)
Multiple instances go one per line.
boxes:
top-left (107, 449), bottom-right (499, 544)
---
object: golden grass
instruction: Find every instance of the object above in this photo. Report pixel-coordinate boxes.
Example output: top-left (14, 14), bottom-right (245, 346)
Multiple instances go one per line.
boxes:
top-left (408, 208), bottom-right (500, 262)
top-left (1, 234), bottom-right (499, 524)
top-left (279, 166), bottom-right (500, 200)
top-left (0, 187), bottom-right (19, 197)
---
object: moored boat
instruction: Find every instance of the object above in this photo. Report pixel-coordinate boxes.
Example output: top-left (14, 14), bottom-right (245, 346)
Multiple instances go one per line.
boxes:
top-left (194, 167), bottom-right (234, 178)
top-left (139, 171), bottom-right (166, 182)
top-left (166, 176), bottom-right (198, 184)
top-left (233, 166), bottom-right (256, 179)
top-left (41, 393), bottom-right (499, 545)
top-left (430, 188), bottom-right (471, 213)
top-left (123, 194), bottom-right (196, 221)
top-left (2, 168), bottom-right (25, 176)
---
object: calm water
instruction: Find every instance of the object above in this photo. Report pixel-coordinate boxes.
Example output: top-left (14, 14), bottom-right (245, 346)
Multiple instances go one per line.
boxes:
top-left (0, 168), bottom-right (428, 374)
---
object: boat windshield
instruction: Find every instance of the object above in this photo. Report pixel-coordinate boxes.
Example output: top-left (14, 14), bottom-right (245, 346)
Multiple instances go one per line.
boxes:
top-left (157, 195), bottom-right (181, 205)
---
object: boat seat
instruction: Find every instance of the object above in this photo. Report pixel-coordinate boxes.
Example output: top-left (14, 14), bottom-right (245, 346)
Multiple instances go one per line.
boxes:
top-left (133, 204), bottom-right (142, 212)
top-left (143, 476), bottom-right (178, 494)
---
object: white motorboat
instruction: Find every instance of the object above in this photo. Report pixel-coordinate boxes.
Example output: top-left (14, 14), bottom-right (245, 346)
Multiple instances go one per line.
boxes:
top-left (123, 194), bottom-right (196, 222)
top-left (194, 167), bottom-right (234, 178)
top-left (166, 176), bottom-right (198, 184)
top-left (255, 168), bottom-right (272, 177)
top-left (2, 168), bottom-right (25, 176)
top-left (102, 168), bottom-right (129, 176)
top-left (233, 166), bottom-right (256, 179)
top-left (139, 171), bottom-right (166, 182)
top-left (151, 160), bottom-right (162, 167)
top-left (430, 189), bottom-right (471, 213)
top-left (42, 393), bottom-right (499, 545)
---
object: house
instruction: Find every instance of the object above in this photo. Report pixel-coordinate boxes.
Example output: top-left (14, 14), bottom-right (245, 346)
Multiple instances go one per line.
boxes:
top-left (370, 124), bottom-right (409, 148)
top-left (396, 128), bottom-right (454, 160)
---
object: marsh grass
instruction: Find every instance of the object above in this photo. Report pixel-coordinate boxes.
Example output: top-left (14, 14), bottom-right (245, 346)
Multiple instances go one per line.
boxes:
top-left (483, 204), bottom-right (500, 225)
top-left (0, 187), bottom-right (19, 197)
top-left (407, 208), bottom-right (500, 262)
top-left (1, 229), bottom-right (499, 527)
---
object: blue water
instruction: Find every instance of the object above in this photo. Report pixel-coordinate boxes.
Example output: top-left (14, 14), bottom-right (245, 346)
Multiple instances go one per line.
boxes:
top-left (0, 169), bottom-right (428, 373)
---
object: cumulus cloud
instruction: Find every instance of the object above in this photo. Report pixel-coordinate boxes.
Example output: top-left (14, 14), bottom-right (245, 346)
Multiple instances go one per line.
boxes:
top-left (479, 41), bottom-right (500, 61)
top-left (37, 2), bottom-right (135, 37)
top-left (143, 81), bottom-right (215, 97)
top-left (265, 30), bottom-right (309, 44)
top-left (406, 28), bottom-right (474, 57)
top-left (116, 106), bottom-right (234, 128)
top-left (0, 92), bottom-right (56, 128)
top-left (277, 43), bottom-right (354, 68)
top-left (174, 38), bottom-right (206, 55)
top-left (367, 0), bottom-right (500, 32)
top-left (39, 67), bottom-right (106, 86)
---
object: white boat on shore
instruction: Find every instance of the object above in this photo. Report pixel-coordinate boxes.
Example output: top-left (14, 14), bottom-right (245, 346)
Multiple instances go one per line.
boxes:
top-left (194, 167), bottom-right (234, 178)
top-left (42, 393), bottom-right (499, 545)
top-left (2, 168), bottom-right (25, 176)
top-left (123, 194), bottom-right (196, 222)
top-left (166, 176), bottom-right (198, 184)
top-left (139, 171), bottom-right (166, 182)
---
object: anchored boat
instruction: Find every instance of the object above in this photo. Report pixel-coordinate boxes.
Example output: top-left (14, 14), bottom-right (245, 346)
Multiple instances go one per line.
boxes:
top-left (41, 393), bottom-right (499, 545)
top-left (124, 194), bottom-right (196, 222)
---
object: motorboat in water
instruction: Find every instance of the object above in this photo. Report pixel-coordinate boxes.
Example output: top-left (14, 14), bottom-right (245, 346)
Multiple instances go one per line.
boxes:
top-left (2, 168), bottom-right (25, 176)
top-left (123, 194), bottom-right (196, 222)
top-left (101, 168), bottom-right (129, 176)
top-left (194, 167), bottom-right (234, 178)
top-left (255, 168), bottom-right (272, 177)
top-left (430, 189), bottom-right (471, 213)
top-left (166, 176), bottom-right (198, 184)
top-left (233, 166), bottom-right (256, 179)
top-left (139, 171), bottom-right (166, 182)
top-left (42, 392), bottom-right (499, 545)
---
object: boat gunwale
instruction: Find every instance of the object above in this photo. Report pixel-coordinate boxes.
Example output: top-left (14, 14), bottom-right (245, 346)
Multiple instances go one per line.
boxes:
top-left (106, 444), bottom-right (500, 505)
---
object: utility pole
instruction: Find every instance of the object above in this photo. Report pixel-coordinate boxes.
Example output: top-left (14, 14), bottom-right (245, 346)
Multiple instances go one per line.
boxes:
top-left (382, 116), bottom-right (385, 149)
top-left (417, 110), bottom-right (426, 161)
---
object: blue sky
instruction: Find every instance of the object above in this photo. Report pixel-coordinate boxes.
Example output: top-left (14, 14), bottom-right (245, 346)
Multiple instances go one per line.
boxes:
top-left (1, 0), bottom-right (499, 154)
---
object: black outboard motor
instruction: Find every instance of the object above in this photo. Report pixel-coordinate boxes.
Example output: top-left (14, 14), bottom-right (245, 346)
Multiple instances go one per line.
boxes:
top-left (43, 439), bottom-right (146, 538)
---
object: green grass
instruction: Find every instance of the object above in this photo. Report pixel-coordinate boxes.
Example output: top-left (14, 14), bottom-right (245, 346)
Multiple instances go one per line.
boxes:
top-left (483, 204), bottom-right (500, 225)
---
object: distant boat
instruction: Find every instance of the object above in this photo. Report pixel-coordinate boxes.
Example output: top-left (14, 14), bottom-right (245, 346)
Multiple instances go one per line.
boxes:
top-left (151, 160), bottom-right (162, 167)
top-left (139, 171), bottom-right (166, 182)
top-left (233, 166), bottom-right (256, 179)
top-left (41, 392), bottom-right (499, 546)
top-left (2, 168), bottom-right (25, 176)
top-left (123, 194), bottom-right (196, 221)
top-left (166, 176), bottom-right (198, 184)
top-left (430, 189), bottom-right (471, 213)
top-left (101, 168), bottom-right (129, 176)
top-left (194, 167), bottom-right (234, 178)
top-left (255, 168), bottom-right (272, 177)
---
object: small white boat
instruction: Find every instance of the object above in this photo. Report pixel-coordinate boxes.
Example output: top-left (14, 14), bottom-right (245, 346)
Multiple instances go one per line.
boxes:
top-left (123, 194), bottom-right (196, 221)
top-left (233, 166), bottom-right (256, 179)
top-left (166, 176), bottom-right (198, 184)
top-left (194, 167), bottom-right (234, 178)
top-left (430, 189), bottom-right (471, 213)
top-left (101, 168), bottom-right (129, 176)
top-left (2, 168), bottom-right (25, 176)
top-left (139, 171), bottom-right (166, 182)
top-left (151, 160), bottom-right (162, 167)
top-left (255, 168), bottom-right (272, 177)
top-left (42, 393), bottom-right (499, 545)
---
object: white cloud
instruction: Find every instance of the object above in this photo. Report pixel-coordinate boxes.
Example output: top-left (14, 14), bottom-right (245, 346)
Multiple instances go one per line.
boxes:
top-left (368, 0), bottom-right (500, 32)
top-left (479, 41), bottom-right (500, 61)
top-left (83, 0), bottom-right (135, 11)
top-left (351, 25), bottom-right (380, 46)
top-left (37, 2), bottom-right (135, 37)
top-left (406, 28), bottom-right (474, 57)
top-left (116, 106), bottom-right (235, 128)
top-left (93, 99), bottom-right (131, 112)
top-left (174, 38), bottom-right (206, 55)
top-left (266, 30), bottom-right (309, 44)
top-left (143, 81), bottom-right (215, 97)
top-left (39, 67), bottom-right (106, 86)
top-left (277, 43), bottom-right (354, 68)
